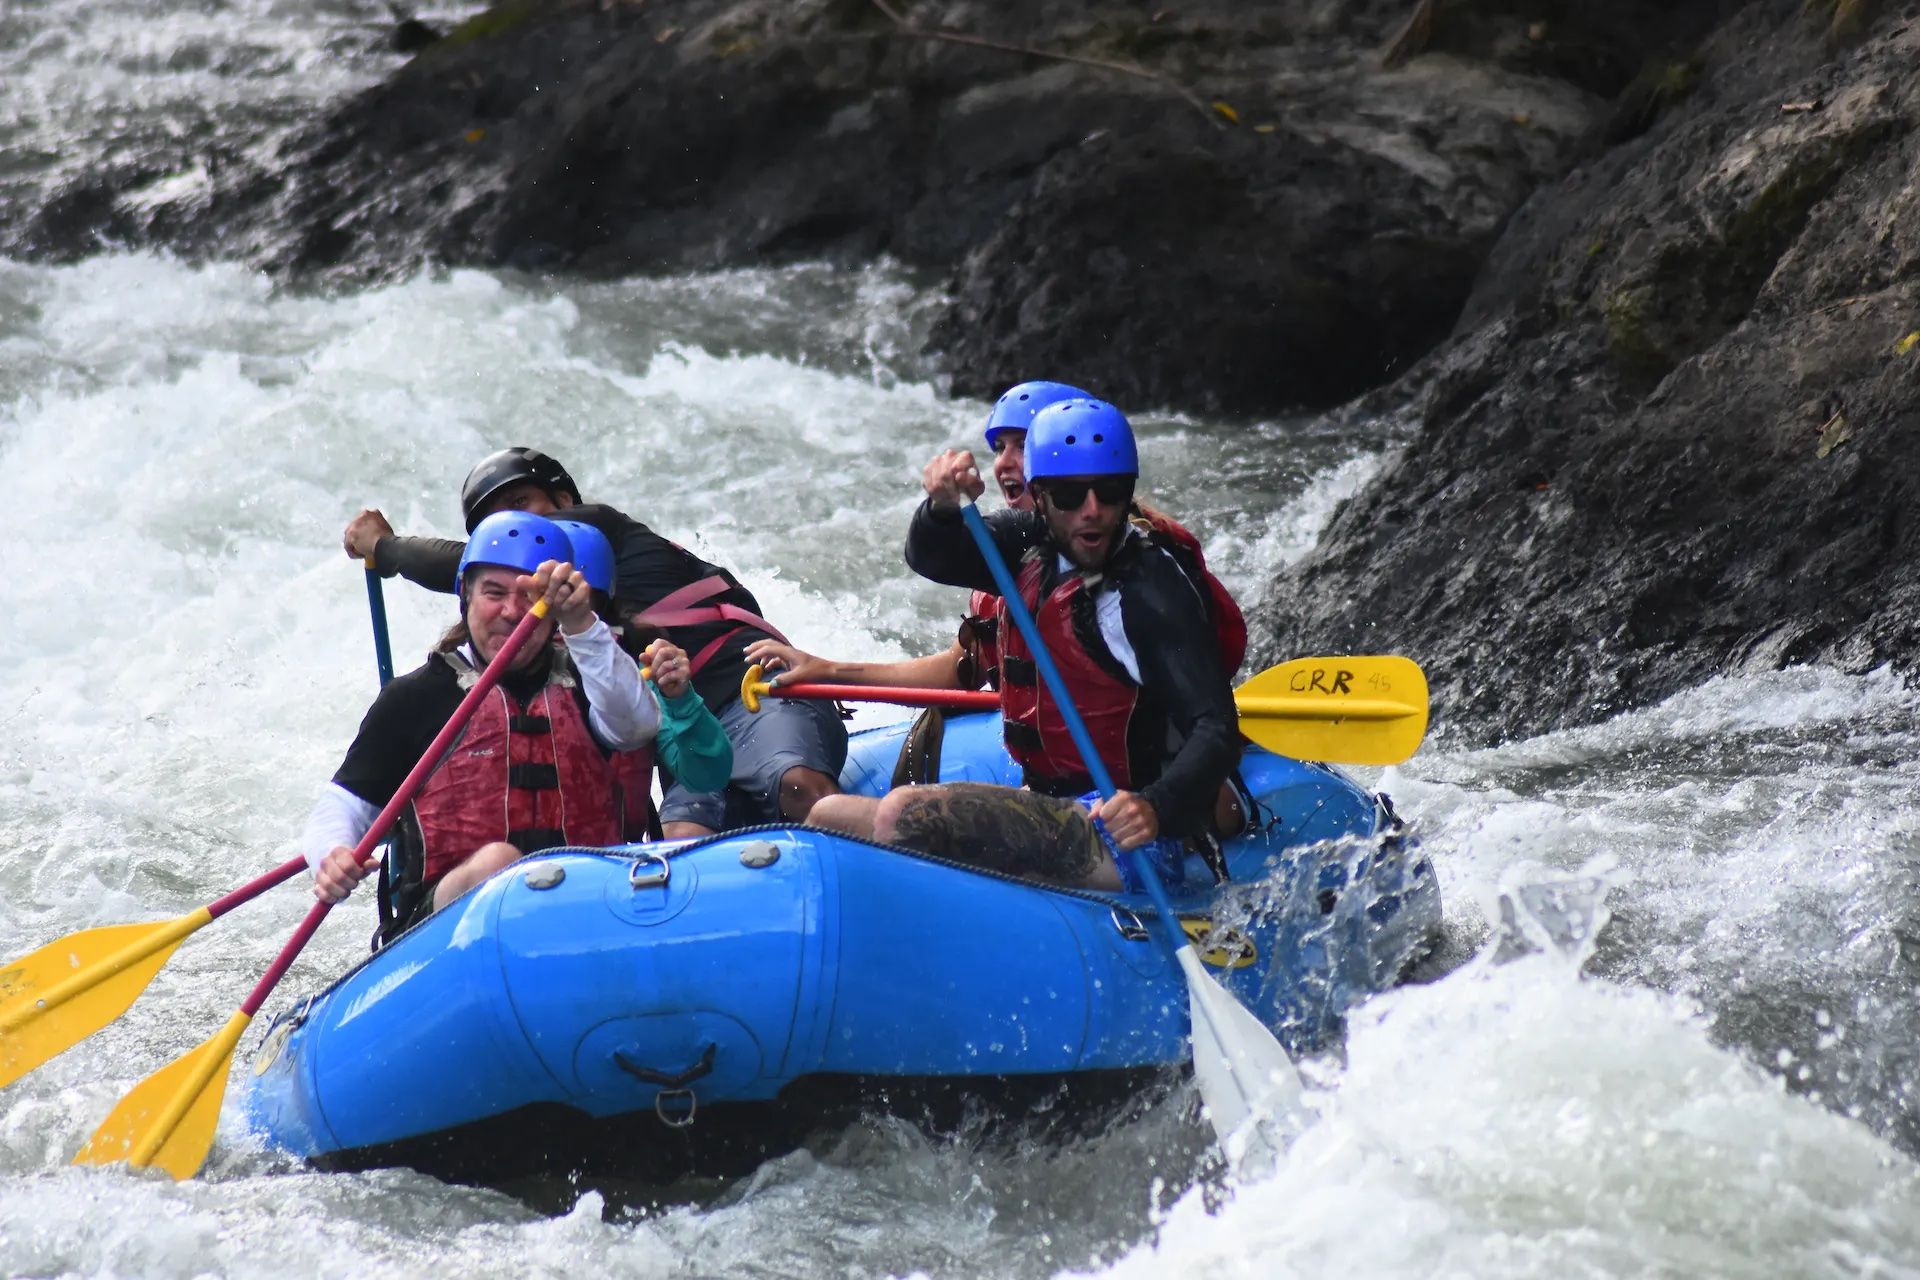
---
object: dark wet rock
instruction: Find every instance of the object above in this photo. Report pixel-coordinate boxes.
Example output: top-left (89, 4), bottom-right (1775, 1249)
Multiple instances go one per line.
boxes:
top-left (15, 0), bottom-right (1720, 414)
top-left (389, 17), bottom-right (442, 55)
top-left (1263, 0), bottom-right (1920, 742)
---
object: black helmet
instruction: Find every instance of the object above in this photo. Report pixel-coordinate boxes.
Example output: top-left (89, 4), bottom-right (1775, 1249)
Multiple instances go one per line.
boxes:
top-left (459, 447), bottom-right (583, 531)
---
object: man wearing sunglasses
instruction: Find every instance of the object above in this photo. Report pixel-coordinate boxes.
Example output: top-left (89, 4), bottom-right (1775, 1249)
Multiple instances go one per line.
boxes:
top-left (808, 399), bottom-right (1243, 895)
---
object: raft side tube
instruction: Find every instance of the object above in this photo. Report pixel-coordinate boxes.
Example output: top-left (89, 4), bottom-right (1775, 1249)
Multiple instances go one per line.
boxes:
top-left (249, 870), bottom-right (554, 1156)
top-left (497, 846), bottom-right (817, 1115)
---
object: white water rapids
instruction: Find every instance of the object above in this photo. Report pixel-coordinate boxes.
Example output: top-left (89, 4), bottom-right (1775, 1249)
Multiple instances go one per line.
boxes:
top-left (2, 3), bottom-right (1919, 1276)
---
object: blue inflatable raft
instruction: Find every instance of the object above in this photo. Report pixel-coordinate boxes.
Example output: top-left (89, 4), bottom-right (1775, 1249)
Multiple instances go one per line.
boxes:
top-left (244, 713), bottom-right (1439, 1183)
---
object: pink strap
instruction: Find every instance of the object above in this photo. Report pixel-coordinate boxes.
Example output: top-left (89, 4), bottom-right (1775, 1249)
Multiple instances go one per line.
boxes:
top-left (637, 575), bottom-right (791, 649)
top-left (640, 576), bottom-right (732, 616)
top-left (686, 627), bottom-right (742, 677)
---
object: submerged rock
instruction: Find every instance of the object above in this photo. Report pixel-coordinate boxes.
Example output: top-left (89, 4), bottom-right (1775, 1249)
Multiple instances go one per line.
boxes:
top-left (1264, 0), bottom-right (1920, 741)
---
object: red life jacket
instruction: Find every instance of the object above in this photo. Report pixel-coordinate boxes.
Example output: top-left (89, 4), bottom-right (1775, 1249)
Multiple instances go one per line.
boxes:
top-left (410, 651), bottom-right (623, 881)
top-left (634, 574), bottom-right (791, 677)
top-left (997, 556), bottom-right (1142, 792)
top-left (1133, 508), bottom-right (1248, 677)
top-left (610, 745), bottom-right (658, 841)
top-left (959, 588), bottom-right (1003, 690)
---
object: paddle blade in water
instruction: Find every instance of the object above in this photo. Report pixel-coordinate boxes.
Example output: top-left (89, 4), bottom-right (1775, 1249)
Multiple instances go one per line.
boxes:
top-left (72, 1010), bottom-right (250, 1180)
top-left (0, 914), bottom-right (209, 1088)
top-left (1233, 655), bottom-right (1430, 766)
top-left (1181, 946), bottom-right (1307, 1166)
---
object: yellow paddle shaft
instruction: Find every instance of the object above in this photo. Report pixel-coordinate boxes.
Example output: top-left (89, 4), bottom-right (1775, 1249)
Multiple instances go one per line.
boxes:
top-left (1234, 696), bottom-right (1419, 723)
top-left (0, 908), bottom-right (211, 1034)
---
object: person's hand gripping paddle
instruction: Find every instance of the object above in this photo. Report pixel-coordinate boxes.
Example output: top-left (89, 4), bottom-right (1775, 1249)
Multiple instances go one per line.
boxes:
top-left (956, 496), bottom-right (1309, 1167)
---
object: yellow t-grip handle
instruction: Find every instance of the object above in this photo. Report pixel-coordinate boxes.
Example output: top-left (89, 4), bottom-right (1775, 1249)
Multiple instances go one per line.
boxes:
top-left (740, 663), bottom-right (772, 713)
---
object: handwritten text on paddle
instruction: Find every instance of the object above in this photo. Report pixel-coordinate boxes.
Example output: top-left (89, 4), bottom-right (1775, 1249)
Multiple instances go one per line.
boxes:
top-left (1285, 665), bottom-right (1394, 696)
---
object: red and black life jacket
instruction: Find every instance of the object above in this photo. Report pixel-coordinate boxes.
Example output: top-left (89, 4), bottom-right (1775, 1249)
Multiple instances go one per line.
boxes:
top-left (997, 554), bottom-right (1145, 794)
top-left (610, 744), bottom-right (659, 842)
top-left (958, 588), bottom-right (1003, 690)
top-left (962, 512), bottom-right (1241, 693)
top-left (996, 515), bottom-right (1247, 794)
top-left (409, 650), bottom-right (623, 882)
top-left (1132, 507), bottom-right (1247, 678)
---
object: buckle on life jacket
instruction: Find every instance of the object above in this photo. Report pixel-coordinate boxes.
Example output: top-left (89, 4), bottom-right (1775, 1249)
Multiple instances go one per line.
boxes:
top-left (1002, 719), bottom-right (1043, 753)
top-left (1001, 655), bottom-right (1037, 685)
top-left (509, 762), bottom-right (559, 789)
top-left (509, 826), bottom-right (565, 852)
top-left (508, 714), bottom-right (552, 734)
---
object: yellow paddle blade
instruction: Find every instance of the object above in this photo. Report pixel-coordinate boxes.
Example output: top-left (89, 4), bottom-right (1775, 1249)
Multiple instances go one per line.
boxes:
top-left (0, 911), bottom-right (211, 1089)
top-left (73, 1010), bottom-right (250, 1181)
top-left (1233, 656), bottom-right (1430, 766)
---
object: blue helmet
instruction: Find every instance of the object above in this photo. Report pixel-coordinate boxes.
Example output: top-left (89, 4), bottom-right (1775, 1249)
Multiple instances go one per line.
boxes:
top-left (984, 380), bottom-right (1092, 450)
top-left (457, 511), bottom-right (574, 599)
top-left (1023, 398), bottom-right (1138, 482)
top-left (552, 519), bottom-right (616, 595)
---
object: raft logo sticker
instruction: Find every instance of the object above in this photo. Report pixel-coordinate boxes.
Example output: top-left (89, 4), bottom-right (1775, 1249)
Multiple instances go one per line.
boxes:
top-left (253, 1020), bottom-right (293, 1076)
top-left (1179, 919), bottom-right (1257, 969)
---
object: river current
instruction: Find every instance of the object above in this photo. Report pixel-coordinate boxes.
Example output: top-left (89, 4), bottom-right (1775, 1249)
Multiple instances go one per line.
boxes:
top-left (2, 3), bottom-right (1918, 1277)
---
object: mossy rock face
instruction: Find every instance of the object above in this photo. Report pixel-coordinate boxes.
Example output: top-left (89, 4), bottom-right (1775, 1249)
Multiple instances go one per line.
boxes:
top-left (1600, 284), bottom-right (1672, 376)
top-left (1266, 0), bottom-right (1920, 744)
top-left (1808, 0), bottom-right (1877, 43)
top-left (1601, 57), bottom-right (1701, 143)
top-left (432, 0), bottom-right (559, 53)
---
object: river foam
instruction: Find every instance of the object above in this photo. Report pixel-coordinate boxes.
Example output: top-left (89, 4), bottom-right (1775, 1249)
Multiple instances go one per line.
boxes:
top-left (3, 252), bottom-right (1919, 1277)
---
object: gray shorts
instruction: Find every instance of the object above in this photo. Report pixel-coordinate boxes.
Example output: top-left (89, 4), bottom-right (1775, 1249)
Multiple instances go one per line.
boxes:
top-left (658, 694), bottom-right (849, 829)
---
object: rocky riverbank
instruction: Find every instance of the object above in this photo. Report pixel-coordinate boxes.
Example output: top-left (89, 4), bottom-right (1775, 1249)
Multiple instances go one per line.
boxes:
top-left (14, 0), bottom-right (1914, 741)
top-left (1265, 0), bottom-right (1920, 742)
top-left (16, 0), bottom-right (1717, 414)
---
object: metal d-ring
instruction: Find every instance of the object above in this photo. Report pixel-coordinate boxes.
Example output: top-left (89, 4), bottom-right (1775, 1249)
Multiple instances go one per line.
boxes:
top-left (1109, 905), bottom-right (1150, 941)
top-left (655, 1089), bottom-right (698, 1128)
top-left (628, 850), bottom-right (671, 891)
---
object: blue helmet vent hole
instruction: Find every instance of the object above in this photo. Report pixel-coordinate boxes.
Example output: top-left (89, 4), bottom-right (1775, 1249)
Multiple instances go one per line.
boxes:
top-left (1064, 434), bottom-right (1077, 445)
top-left (1093, 433), bottom-right (1104, 443)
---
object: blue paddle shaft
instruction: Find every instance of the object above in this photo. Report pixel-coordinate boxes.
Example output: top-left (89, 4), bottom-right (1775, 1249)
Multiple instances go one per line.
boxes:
top-left (958, 503), bottom-right (1190, 954)
top-left (363, 565), bottom-right (395, 688)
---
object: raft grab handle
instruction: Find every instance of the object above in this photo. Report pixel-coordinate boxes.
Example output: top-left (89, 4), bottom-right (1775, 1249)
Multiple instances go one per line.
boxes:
top-left (614, 1043), bottom-right (717, 1129)
top-left (628, 851), bottom-right (671, 891)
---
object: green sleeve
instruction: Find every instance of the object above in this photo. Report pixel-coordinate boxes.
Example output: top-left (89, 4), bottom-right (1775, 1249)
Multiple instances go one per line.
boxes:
top-left (652, 684), bottom-right (734, 793)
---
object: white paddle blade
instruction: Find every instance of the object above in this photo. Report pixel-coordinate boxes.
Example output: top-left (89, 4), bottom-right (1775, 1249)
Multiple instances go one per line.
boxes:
top-left (1180, 947), bottom-right (1309, 1161)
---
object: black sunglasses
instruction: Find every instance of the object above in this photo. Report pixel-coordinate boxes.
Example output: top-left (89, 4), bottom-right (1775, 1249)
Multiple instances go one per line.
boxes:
top-left (1035, 476), bottom-right (1135, 509)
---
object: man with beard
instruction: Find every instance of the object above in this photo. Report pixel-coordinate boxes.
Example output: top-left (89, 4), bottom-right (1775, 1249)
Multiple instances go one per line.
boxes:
top-left (805, 399), bottom-right (1242, 893)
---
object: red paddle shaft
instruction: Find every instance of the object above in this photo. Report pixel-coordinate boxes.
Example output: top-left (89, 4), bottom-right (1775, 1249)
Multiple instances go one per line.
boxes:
top-left (237, 601), bottom-right (553, 1016)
